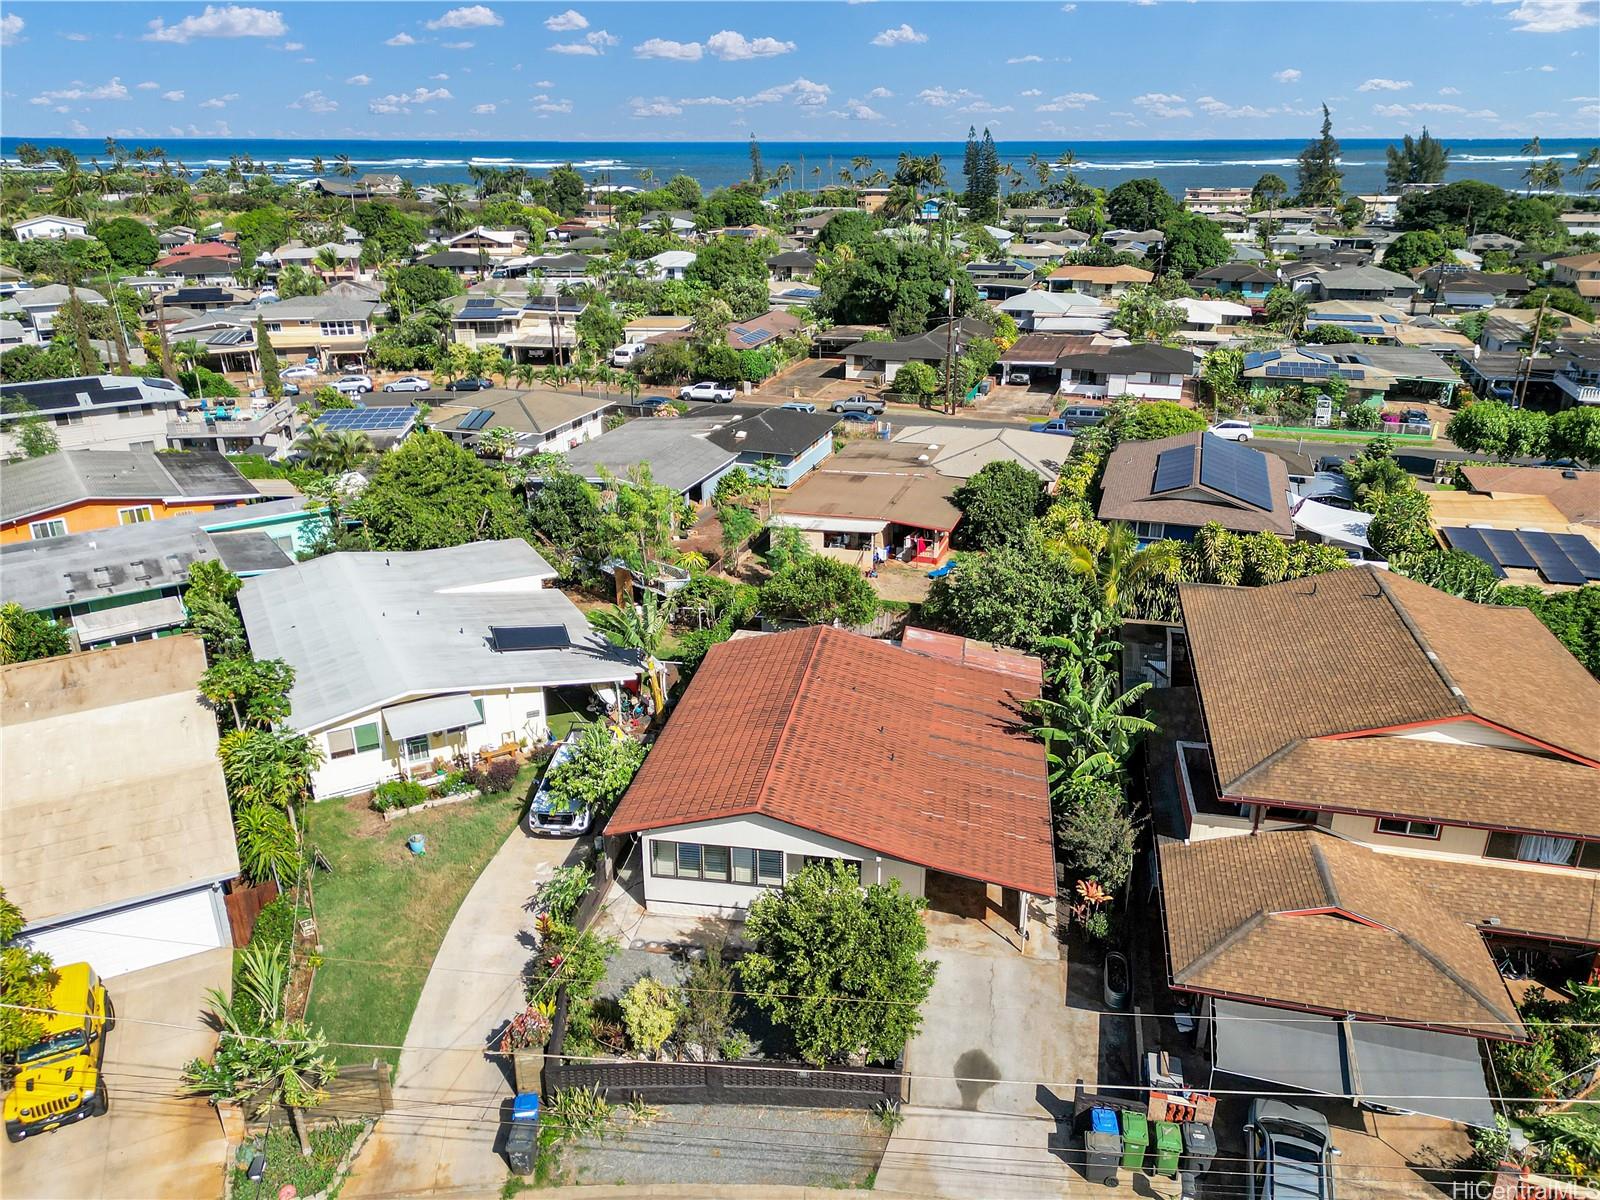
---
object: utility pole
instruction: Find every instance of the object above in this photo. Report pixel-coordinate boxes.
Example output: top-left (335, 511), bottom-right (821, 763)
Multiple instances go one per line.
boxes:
top-left (1513, 293), bottom-right (1548, 411)
top-left (942, 277), bottom-right (958, 416)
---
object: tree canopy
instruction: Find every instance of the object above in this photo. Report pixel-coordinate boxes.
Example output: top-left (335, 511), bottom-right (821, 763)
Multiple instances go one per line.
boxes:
top-left (1296, 104), bottom-right (1343, 205)
top-left (1385, 129), bottom-right (1451, 188)
top-left (814, 239), bottom-right (976, 336)
top-left (1158, 212), bottom-right (1231, 277)
top-left (1106, 178), bottom-right (1176, 232)
top-left (759, 556), bottom-right (878, 628)
top-left (1382, 230), bottom-right (1452, 273)
top-left (951, 460), bottom-right (1045, 551)
top-left (349, 431), bottom-right (528, 550)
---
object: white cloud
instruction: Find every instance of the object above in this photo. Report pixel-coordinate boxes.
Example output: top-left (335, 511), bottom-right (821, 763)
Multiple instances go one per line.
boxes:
top-left (533, 98), bottom-right (572, 113)
top-left (866, 86), bottom-right (893, 99)
top-left (553, 28), bottom-right (616, 54)
top-left (629, 96), bottom-right (682, 118)
top-left (386, 31), bottom-right (417, 45)
top-left (473, 102), bottom-right (497, 113)
top-left (144, 5), bottom-right (286, 43)
top-left (68, 120), bottom-right (89, 135)
top-left (199, 92), bottom-right (239, 109)
top-left (370, 85), bottom-right (453, 113)
top-left (1021, 88), bottom-right (1043, 97)
top-left (346, 73), bottom-right (371, 85)
top-left (1197, 95), bottom-right (1271, 118)
top-left (963, 100), bottom-right (1013, 114)
top-left (680, 78), bottom-right (831, 109)
top-left (425, 5), bottom-right (501, 30)
top-left (871, 23), bottom-right (926, 46)
top-left (442, 41), bottom-right (474, 49)
top-left (1529, 109), bottom-right (1558, 117)
top-left (1135, 91), bottom-right (1185, 104)
top-left (290, 89), bottom-right (337, 113)
top-left (1357, 78), bottom-right (1412, 92)
top-left (429, 73), bottom-right (450, 80)
top-left (161, 90), bottom-right (186, 101)
top-left (634, 37), bottom-right (703, 60)
top-left (829, 98), bottom-right (883, 121)
top-left (1409, 102), bottom-right (1466, 112)
top-left (1504, 0), bottom-right (1597, 33)
top-left (1007, 54), bottom-right (1044, 64)
top-left (281, 40), bottom-right (303, 50)
top-left (918, 86), bottom-right (976, 107)
top-left (0, 13), bottom-right (23, 46)
top-left (706, 30), bottom-right (795, 60)
top-left (1538, 63), bottom-right (1557, 71)
top-left (29, 77), bottom-right (129, 105)
top-left (1273, 68), bottom-right (1301, 83)
top-left (137, 80), bottom-right (162, 90)
top-left (1439, 86), bottom-right (1462, 95)
top-left (63, 32), bottom-right (91, 42)
top-left (1372, 103), bottom-right (1415, 119)
top-left (544, 9), bottom-right (587, 31)
top-left (1036, 91), bottom-right (1098, 111)
top-left (1061, 2), bottom-right (1077, 9)
top-left (1576, 103), bottom-right (1600, 120)
top-left (1133, 92), bottom-right (1191, 118)
top-left (535, 79), bottom-right (554, 88)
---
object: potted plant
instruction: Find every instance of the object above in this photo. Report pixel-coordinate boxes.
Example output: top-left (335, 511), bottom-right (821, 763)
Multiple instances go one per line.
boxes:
top-left (501, 1004), bottom-right (554, 1095)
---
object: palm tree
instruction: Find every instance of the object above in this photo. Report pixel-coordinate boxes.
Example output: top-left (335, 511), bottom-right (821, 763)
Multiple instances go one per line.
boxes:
top-left (588, 592), bottom-right (668, 713)
top-left (312, 246), bottom-right (342, 278)
top-left (510, 361), bottom-right (539, 389)
top-left (170, 191), bottom-right (200, 229)
top-left (850, 155), bottom-right (873, 183)
top-left (310, 155), bottom-right (325, 176)
top-left (1026, 635), bottom-right (1155, 793)
top-left (295, 426), bottom-right (373, 473)
top-left (434, 182), bottom-right (469, 231)
top-left (1571, 147), bottom-right (1600, 189)
top-left (636, 167), bottom-right (658, 189)
top-left (1048, 522), bottom-right (1179, 614)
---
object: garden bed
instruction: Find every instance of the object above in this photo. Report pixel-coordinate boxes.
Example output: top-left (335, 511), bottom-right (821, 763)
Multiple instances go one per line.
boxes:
top-left (377, 789), bottom-right (481, 822)
top-left (225, 1120), bottom-right (369, 1200)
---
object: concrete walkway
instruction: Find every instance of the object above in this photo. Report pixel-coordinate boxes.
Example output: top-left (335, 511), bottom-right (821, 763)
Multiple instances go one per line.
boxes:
top-left (343, 827), bottom-right (582, 1199)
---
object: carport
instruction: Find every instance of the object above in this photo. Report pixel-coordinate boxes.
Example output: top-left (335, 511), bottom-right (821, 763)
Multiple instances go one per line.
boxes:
top-left (1208, 998), bottom-right (1499, 1127)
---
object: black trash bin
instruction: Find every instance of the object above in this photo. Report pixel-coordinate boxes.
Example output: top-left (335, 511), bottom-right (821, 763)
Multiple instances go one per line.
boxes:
top-left (1179, 1121), bottom-right (1217, 1199)
top-left (1082, 1106), bottom-right (1121, 1187)
top-left (505, 1092), bottom-right (541, 1176)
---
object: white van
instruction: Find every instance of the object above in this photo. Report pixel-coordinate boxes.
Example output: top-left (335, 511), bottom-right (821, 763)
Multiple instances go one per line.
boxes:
top-left (611, 342), bottom-right (646, 367)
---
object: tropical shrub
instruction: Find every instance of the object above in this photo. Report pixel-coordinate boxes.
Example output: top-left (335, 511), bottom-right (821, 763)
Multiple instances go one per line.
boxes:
top-left (468, 757), bottom-right (520, 795)
top-left (620, 977), bottom-right (681, 1059)
top-left (370, 779), bottom-right (428, 813)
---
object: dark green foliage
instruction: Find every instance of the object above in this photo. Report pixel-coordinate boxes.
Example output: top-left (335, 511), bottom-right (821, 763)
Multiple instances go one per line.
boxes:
top-left (1385, 129), bottom-right (1451, 188)
top-left (1158, 212), bottom-right (1230, 277)
top-left (1296, 104), bottom-right (1343, 205)
top-left (951, 460), bottom-right (1045, 551)
top-left (1305, 324), bottom-right (1363, 344)
top-left (814, 239), bottom-right (977, 331)
top-left (1057, 782), bottom-right (1141, 894)
top-left (383, 265), bottom-right (464, 311)
top-left (0, 603), bottom-right (72, 664)
top-left (700, 187), bottom-right (765, 229)
top-left (371, 779), bottom-right (429, 813)
top-left (1499, 586), bottom-right (1600, 676)
top-left (738, 862), bottom-right (936, 1066)
top-left (1520, 288), bottom-right (1596, 323)
top-left (574, 302), bottom-right (625, 358)
top-left (1, 340), bottom-right (91, 383)
top-left (680, 943), bottom-right (739, 1056)
top-left (815, 210), bottom-right (877, 252)
top-left (1446, 400), bottom-right (1553, 460)
top-left (968, 128), bottom-right (1002, 223)
top-left (528, 469), bottom-right (603, 555)
top-left (350, 431), bottom-right (529, 550)
top-left (1106, 178), bottom-right (1176, 232)
top-left (1367, 489), bottom-right (1435, 559)
top-left (759, 557), bottom-right (878, 628)
top-left (1382, 230), bottom-right (1451, 273)
top-left (1397, 180), bottom-right (1507, 234)
top-left (547, 164), bottom-right (586, 217)
top-left (1117, 401), bottom-right (1207, 442)
top-left (256, 317), bottom-right (281, 398)
top-left (1550, 407), bottom-right (1600, 466)
top-left (1392, 549), bottom-right (1504, 603)
top-left (923, 530), bottom-right (1093, 651)
top-left (95, 217), bottom-right (159, 270)
top-left (348, 202), bottom-right (427, 262)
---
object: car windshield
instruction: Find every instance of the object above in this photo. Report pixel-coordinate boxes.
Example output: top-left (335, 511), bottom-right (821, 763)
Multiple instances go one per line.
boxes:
top-left (17, 1028), bottom-right (87, 1064)
top-left (1272, 1137), bottom-right (1323, 1163)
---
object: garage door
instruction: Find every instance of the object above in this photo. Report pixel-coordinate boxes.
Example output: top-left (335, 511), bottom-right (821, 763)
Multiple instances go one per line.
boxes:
top-left (28, 888), bottom-right (228, 978)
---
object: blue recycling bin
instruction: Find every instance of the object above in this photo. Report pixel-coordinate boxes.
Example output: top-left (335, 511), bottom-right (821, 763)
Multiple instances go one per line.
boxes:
top-left (506, 1092), bottom-right (541, 1175)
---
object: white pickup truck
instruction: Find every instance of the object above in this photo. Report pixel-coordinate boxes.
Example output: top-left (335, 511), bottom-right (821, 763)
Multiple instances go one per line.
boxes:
top-left (679, 381), bottom-right (736, 402)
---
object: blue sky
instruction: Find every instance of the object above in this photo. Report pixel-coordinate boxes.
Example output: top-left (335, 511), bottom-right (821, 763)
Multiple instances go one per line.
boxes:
top-left (2, 1), bottom-right (1597, 142)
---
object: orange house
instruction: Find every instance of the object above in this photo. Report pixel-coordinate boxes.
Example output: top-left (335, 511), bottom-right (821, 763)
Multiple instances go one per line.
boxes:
top-left (2, 449), bottom-right (259, 543)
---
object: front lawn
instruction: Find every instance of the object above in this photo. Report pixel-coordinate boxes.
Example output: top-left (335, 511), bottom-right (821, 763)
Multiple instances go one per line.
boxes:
top-left (304, 773), bottom-right (535, 1066)
top-left (230, 1121), bottom-right (366, 1198)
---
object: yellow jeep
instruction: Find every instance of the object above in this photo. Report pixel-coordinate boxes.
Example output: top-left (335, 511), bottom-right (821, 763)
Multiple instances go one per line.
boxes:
top-left (4, 962), bottom-right (111, 1143)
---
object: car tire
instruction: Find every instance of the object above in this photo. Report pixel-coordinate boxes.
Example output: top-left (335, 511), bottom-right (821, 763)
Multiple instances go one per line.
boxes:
top-left (85, 1086), bottom-right (108, 1119)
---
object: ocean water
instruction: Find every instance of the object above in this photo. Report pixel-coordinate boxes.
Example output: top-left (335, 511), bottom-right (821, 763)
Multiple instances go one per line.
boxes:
top-left (3, 137), bottom-right (1594, 197)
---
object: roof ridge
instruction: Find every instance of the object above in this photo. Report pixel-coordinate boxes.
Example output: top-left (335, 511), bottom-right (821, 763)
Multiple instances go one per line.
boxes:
top-left (748, 625), bottom-right (830, 813)
top-left (1371, 571), bottom-right (1470, 715)
top-left (1308, 840), bottom-right (1341, 911)
top-left (1389, 924), bottom-right (1519, 1027)
top-left (1174, 908), bottom-right (1268, 983)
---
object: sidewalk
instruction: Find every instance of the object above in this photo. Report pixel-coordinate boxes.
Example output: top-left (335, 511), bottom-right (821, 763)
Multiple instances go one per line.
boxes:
top-left (342, 828), bottom-right (582, 1198)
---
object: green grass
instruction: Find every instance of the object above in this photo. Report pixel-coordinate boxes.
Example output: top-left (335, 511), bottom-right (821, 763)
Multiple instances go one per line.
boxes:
top-left (304, 772), bottom-right (536, 1067)
top-left (545, 689), bottom-right (593, 742)
top-left (231, 1121), bottom-right (364, 1198)
top-left (1250, 425), bottom-right (1437, 443)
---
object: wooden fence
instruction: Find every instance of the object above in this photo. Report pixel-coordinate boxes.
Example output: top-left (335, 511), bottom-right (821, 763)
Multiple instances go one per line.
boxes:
top-left (223, 878), bottom-right (280, 948)
top-left (244, 1062), bottom-right (393, 1134)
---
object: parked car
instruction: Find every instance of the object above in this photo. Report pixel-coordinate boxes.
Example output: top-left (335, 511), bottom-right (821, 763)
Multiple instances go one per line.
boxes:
top-left (679, 381), bottom-right (736, 402)
top-left (1245, 1100), bottom-right (1338, 1200)
top-left (383, 375), bottom-right (431, 393)
top-left (636, 395), bottom-right (672, 411)
top-left (1315, 455), bottom-right (1349, 474)
top-left (4, 962), bottom-right (110, 1143)
top-left (1030, 418), bottom-right (1076, 436)
top-left (1003, 370), bottom-right (1031, 386)
top-left (611, 342), bottom-right (647, 367)
top-left (831, 394), bottom-right (885, 416)
top-left (837, 411), bottom-right (875, 423)
top-left (280, 365), bottom-right (317, 381)
top-left (332, 374), bottom-right (372, 396)
top-left (780, 401), bottom-right (818, 413)
top-left (1057, 405), bottom-right (1107, 428)
top-left (525, 730), bottom-right (591, 837)
top-left (446, 376), bottom-right (494, 392)
top-left (1399, 408), bottom-right (1429, 425)
top-left (1209, 419), bottom-right (1254, 442)
top-left (249, 384), bottom-right (299, 399)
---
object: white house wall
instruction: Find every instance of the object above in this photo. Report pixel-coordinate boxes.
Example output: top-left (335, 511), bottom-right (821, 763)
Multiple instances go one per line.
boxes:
top-left (309, 686), bottom-right (551, 797)
top-left (1, 409), bottom-right (177, 458)
top-left (639, 812), bottom-right (926, 919)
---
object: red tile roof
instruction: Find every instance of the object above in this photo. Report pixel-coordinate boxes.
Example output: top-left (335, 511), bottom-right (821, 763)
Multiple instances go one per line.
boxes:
top-left (607, 626), bottom-right (1057, 894)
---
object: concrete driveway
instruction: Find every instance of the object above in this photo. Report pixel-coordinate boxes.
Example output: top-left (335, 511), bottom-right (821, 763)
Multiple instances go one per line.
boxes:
top-left (0, 948), bottom-right (231, 1200)
top-left (342, 827), bottom-right (582, 1199)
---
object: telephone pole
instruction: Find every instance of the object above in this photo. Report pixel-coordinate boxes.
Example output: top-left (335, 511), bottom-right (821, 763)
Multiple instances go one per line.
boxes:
top-left (1513, 293), bottom-right (1548, 411)
top-left (942, 278), bottom-right (957, 416)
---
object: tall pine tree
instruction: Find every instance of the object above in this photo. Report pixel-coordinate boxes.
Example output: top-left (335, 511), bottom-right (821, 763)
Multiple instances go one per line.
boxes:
top-left (973, 128), bottom-right (1002, 223)
top-left (256, 316), bottom-right (282, 398)
top-left (1296, 104), bottom-right (1343, 206)
top-left (963, 125), bottom-right (980, 209)
top-left (748, 134), bottom-right (765, 186)
top-left (1384, 128), bottom-right (1451, 188)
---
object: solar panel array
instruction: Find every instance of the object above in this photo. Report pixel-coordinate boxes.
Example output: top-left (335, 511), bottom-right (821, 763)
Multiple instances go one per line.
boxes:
top-left (1199, 434), bottom-right (1274, 510)
top-left (313, 406), bottom-right (417, 433)
top-left (490, 624), bottom-right (570, 652)
top-left (731, 325), bottom-right (771, 347)
top-left (1152, 444), bottom-right (1196, 493)
top-left (1262, 362), bottom-right (1366, 380)
top-left (1441, 526), bottom-right (1600, 587)
top-left (208, 327), bottom-right (251, 346)
top-left (457, 409), bottom-right (494, 432)
top-left (1, 376), bottom-right (148, 414)
top-left (1242, 350), bottom-right (1282, 370)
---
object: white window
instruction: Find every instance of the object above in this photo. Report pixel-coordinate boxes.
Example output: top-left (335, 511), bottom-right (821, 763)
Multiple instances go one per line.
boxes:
top-left (1133, 521), bottom-right (1165, 540)
top-left (117, 506), bottom-right (154, 525)
top-left (651, 840), bottom-right (786, 887)
top-left (320, 321), bottom-right (358, 337)
top-left (1375, 818), bottom-right (1441, 840)
top-left (29, 518), bottom-right (68, 540)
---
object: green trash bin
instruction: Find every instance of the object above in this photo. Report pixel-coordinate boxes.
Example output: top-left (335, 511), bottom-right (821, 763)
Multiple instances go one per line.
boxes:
top-left (1153, 1120), bottom-right (1183, 1177)
top-left (1119, 1110), bottom-right (1149, 1172)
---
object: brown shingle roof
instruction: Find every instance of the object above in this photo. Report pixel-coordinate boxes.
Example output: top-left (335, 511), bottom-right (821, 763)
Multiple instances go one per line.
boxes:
top-left (1458, 465), bottom-right (1600, 525)
top-left (1046, 265), bottom-right (1154, 284)
top-left (775, 444), bottom-right (962, 532)
top-left (1097, 432), bottom-right (1294, 536)
top-left (1179, 568), bottom-right (1600, 792)
top-left (1157, 829), bottom-right (1520, 1036)
top-left (606, 626), bottom-right (1056, 894)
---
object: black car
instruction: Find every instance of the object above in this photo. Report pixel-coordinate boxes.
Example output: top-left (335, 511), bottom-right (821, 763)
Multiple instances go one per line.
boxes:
top-left (446, 377), bottom-right (494, 392)
top-left (1314, 455), bottom-right (1349, 474)
top-left (637, 395), bottom-right (673, 410)
top-left (1400, 408), bottom-right (1430, 425)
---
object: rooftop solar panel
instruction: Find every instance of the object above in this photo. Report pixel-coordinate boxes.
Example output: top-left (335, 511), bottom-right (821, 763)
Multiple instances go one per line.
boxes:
top-left (313, 406), bottom-right (418, 433)
top-left (1440, 527), bottom-right (1507, 577)
top-left (1199, 434), bottom-right (1273, 510)
top-left (1551, 533), bottom-right (1600, 581)
top-left (458, 408), bottom-right (494, 432)
top-left (1478, 528), bottom-right (1536, 570)
top-left (1152, 444), bottom-right (1196, 493)
top-left (1520, 531), bottom-right (1587, 586)
top-left (490, 624), bottom-right (570, 652)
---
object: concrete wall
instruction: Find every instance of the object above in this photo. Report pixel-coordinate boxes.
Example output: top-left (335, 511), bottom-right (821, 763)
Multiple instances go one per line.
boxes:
top-left (309, 685), bottom-right (551, 797)
top-left (640, 812), bottom-right (925, 918)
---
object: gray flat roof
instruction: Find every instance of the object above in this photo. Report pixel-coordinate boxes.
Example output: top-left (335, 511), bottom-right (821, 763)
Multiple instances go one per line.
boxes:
top-left (237, 540), bottom-right (638, 731)
top-left (561, 417), bottom-right (738, 494)
top-left (1, 448), bottom-right (257, 524)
